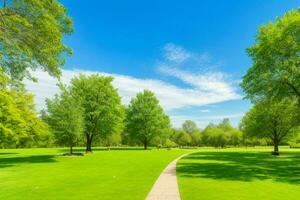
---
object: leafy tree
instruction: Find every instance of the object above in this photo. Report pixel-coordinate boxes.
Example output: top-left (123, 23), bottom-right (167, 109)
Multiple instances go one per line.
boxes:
top-left (45, 85), bottom-right (84, 154)
top-left (176, 131), bottom-right (191, 147)
top-left (181, 120), bottom-right (201, 146)
top-left (0, 87), bottom-right (51, 148)
top-left (70, 74), bottom-right (124, 152)
top-left (241, 9), bottom-right (300, 102)
top-left (241, 99), bottom-right (300, 155)
top-left (182, 120), bottom-right (198, 134)
top-left (0, 0), bottom-right (72, 81)
top-left (125, 90), bottom-right (170, 149)
top-left (202, 126), bottom-right (228, 148)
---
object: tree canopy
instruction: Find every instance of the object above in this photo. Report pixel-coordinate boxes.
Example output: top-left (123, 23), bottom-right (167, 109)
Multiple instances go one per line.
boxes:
top-left (0, 0), bottom-right (72, 81)
top-left (125, 90), bottom-right (170, 149)
top-left (241, 8), bottom-right (300, 102)
top-left (0, 87), bottom-right (51, 148)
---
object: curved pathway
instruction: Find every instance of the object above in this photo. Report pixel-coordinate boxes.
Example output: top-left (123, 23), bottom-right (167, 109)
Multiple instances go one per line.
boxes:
top-left (146, 154), bottom-right (187, 200)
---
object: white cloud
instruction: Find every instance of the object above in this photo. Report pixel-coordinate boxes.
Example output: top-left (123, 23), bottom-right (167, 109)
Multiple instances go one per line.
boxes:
top-left (159, 66), bottom-right (241, 100)
top-left (199, 109), bottom-right (211, 113)
top-left (163, 43), bottom-right (192, 63)
top-left (25, 68), bottom-right (241, 112)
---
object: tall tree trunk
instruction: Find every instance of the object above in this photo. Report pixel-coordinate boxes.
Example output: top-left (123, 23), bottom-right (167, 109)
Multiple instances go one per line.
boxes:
top-left (86, 134), bottom-right (93, 153)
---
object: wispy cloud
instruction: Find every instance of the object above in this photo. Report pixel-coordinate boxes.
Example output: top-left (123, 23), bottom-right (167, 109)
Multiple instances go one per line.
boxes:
top-left (25, 68), bottom-right (241, 112)
top-left (163, 43), bottom-right (192, 63)
top-left (199, 109), bottom-right (211, 113)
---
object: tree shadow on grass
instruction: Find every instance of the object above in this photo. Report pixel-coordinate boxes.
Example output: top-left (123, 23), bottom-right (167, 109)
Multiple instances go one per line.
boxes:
top-left (57, 147), bottom-right (149, 153)
top-left (177, 151), bottom-right (300, 185)
top-left (0, 155), bottom-right (57, 169)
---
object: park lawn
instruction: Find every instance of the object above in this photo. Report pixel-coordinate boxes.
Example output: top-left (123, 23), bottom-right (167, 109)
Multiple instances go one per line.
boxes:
top-left (0, 147), bottom-right (192, 200)
top-left (177, 147), bottom-right (300, 200)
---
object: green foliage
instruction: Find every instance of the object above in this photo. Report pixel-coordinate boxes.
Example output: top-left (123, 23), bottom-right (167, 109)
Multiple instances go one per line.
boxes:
top-left (125, 90), bottom-right (170, 149)
top-left (0, 0), bottom-right (72, 81)
top-left (45, 85), bottom-right (84, 153)
top-left (70, 74), bottom-right (124, 152)
top-left (241, 99), bottom-right (300, 154)
top-left (202, 119), bottom-right (242, 148)
top-left (181, 120), bottom-right (202, 146)
top-left (241, 8), bottom-right (300, 102)
top-left (0, 87), bottom-right (52, 148)
top-left (182, 120), bottom-right (198, 134)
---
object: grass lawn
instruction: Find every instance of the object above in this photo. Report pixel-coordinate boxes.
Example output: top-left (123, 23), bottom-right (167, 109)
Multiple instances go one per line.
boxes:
top-left (177, 147), bottom-right (300, 200)
top-left (0, 147), bottom-right (192, 200)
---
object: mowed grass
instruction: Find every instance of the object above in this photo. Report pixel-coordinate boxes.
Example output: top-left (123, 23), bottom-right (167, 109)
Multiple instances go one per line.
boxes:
top-left (0, 147), bottom-right (192, 200)
top-left (177, 147), bottom-right (300, 200)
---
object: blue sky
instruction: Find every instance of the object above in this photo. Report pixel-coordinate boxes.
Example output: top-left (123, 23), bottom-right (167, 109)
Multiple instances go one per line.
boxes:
top-left (27, 0), bottom-right (300, 128)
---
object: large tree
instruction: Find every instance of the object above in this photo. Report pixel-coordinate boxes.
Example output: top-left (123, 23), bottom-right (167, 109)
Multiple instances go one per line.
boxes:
top-left (241, 99), bottom-right (300, 155)
top-left (45, 85), bottom-right (84, 154)
top-left (70, 74), bottom-right (124, 153)
top-left (125, 90), bottom-right (170, 150)
top-left (241, 8), bottom-right (300, 102)
top-left (0, 0), bottom-right (72, 81)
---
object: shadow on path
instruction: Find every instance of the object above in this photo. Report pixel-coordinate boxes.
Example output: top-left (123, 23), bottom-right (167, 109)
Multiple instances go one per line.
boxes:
top-left (177, 151), bottom-right (300, 184)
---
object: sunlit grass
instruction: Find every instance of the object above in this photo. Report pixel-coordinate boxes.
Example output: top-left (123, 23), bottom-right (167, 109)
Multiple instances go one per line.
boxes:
top-left (177, 148), bottom-right (300, 200)
top-left (0, 147), bottom-right (192, 200)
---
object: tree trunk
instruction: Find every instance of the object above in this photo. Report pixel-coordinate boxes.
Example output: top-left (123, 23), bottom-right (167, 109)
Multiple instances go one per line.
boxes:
top-left (272, 138), bottom-right (279, 156)
top-left (86, 134), bottom-right (93, 153)
top-left (144, 138), bottom-right (148, 150)
top-left (70, 146), bottom-right (73, 155)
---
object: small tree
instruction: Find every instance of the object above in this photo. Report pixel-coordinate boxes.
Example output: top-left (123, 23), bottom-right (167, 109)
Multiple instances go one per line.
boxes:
top-left (125, 90), bottom-right (170, 150)
top-left (45, 86), bottom-right (84, 154)
top-left (182, 120), bottom-right (201, 146)
top-left (241, 99), bottom-right (300, 155)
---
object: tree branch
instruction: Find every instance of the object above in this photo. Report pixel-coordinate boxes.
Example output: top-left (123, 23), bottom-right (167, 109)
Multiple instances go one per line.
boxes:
top-left (283, 80), bottom-right (300, 98)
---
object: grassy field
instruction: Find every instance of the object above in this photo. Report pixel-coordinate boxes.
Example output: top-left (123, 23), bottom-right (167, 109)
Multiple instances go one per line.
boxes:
top-left (0, 147), bottom-right (192, 200)
top-left (177, 148), bottom-right (300, 200)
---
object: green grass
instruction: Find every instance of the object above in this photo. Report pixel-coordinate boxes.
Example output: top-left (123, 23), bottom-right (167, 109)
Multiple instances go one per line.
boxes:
top-left (177, 148), bottom-right (300, 200)
top-left (0, 147), bottom-right (191, 200)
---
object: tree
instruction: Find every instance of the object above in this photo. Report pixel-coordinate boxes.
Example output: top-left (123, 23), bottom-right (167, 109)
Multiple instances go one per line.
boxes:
top-left (241, 9), bottom-right (300, 102)
top-left (45, 85), bottom-right (84, 154)
top-left (0, 0), bottom-right (72, 81)
top-left (241, 99), bottom-right (300, 155)
top-left (125, 90), bottom-right (170, 150)
top-left (0, 87), bottom-right (51, 148)
top-left (182, 120), bottom-right (198, 134)
top-left (70, 74), bottom-right (124, 152)
top-left (182, 120), bottom-right (201, 146)
top-left (202, 126), bottom-right (229, 148)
